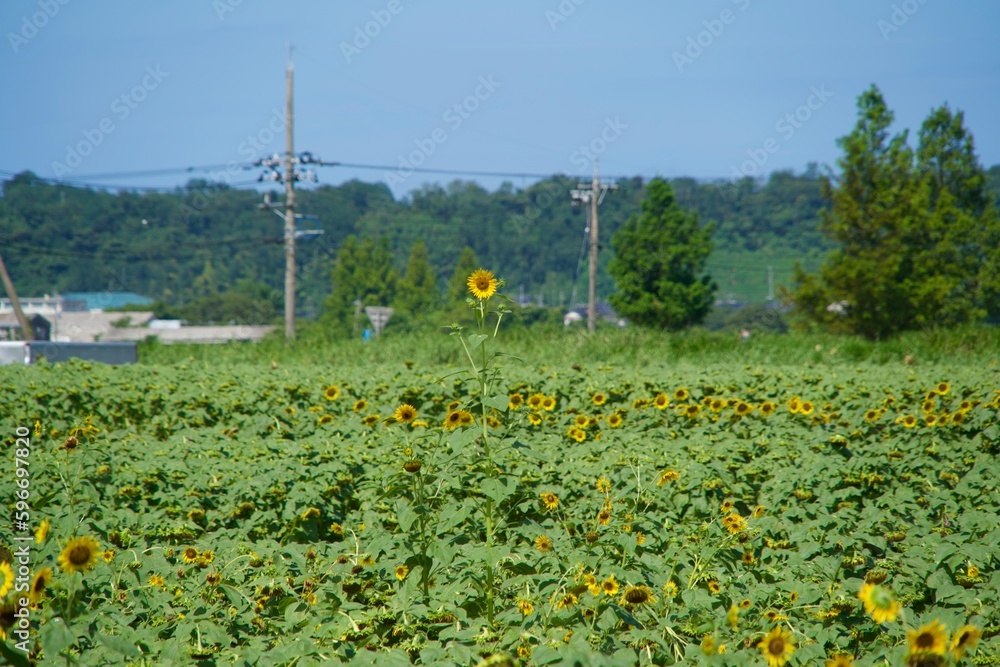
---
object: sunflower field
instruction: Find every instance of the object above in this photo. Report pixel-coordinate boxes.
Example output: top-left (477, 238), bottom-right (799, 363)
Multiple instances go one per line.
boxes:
top-left (2, 286), bottom-right (1000, 666)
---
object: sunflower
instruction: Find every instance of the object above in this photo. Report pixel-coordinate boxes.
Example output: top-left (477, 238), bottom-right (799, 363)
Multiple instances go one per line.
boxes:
top-left (574, 414), bottom-right (589, 427)
top-left (527, 393), bottom-right (545, 410)
top-left (508, 393), bottom-right (524, 410)
top-left (673, 387), bottom-right (690, 401)
top-left (35, 519), bottom-right (51, 544)
top-left (102, 549), bottom-right (116, 563)
top-left (739, 598), bottom-right (752, 610)
top-left (148, 573), bottom-right (166, 588)
top-left (353, 399), bottom-right (367, 412)
top-left (567, 427), bottom-right (586, 442)
top-left (555, 592), bottom-right (577, 610)
top-left (58, 535), bottom-right (100, 574)
top-left (301, 507), bottom-right (321, 520)
top-left (720, 499), bottom-right (735, 513)
top-left (323, 386), bottom-right (340, 401)
top-left (317, 414), bottom-right (334, 426)
top-left (182, 547), bottom-right (200, 564)
top-left (950, 625), bottom-right (981, 660)
top-left (865, 409), bottom-right (880, 423)
top-left (632, 397), bottom-right (650, 410)
top-left (753, 504), bottom-right (766, 518)
top-left (443, 410), bottom-right (464, 430)
top-left (517, 599), bottom-right (535, 615)
top-left (395, 565), bottom-right (409, 581)
top-left (936, 382), bottom-right (950, 395)
top-left (540, 492), bottom-right (559, 511)
top-left (759, 627), bottom-right (796, 667)
top-left (0, 563), bottom-right (13, 599)
top-left (205, 572), bottom-right (222, 586)
top-left (30, 567), bottom-right (53, 602)
top-left (741, 551), bottom-right (756, 565)
top-left (825, 654), bottom-right (854, 667)
top-left (857, 583), bottom-right (901, 623)
top-left (924, 414), bottom-right (937, 427)
top-left (362, 414), bottom-right (379, 427)
top-left (394, 404), bottom-right (417, 424)
top-left (787, 396), bottom-right (801, 413)
top-left (902, 414), bottom-right (917, 428)
top-left (727, 603), bottom-right (739, 628)
top-left (722, 513), bottom-right (747, 534)
top-left (621, 585), bottom-right (655, 606)
top-left (201, 549), bottom-right (215, 564)
top-left (759, 401), bottom-right (776, 416)
top-left (592, 392), bottom-right (607, 406)
top-left (603, 412), bottom-right (622, 428)
top-left (657, 470), bottom-right (680, 485)
top-left (663, 580), bottom-right (678, 598)
top-left (597, 508), bottom-right (612, 525)
top-left (596, 477), bottom-right (611, 493)
top-left (403, 460), bottom-right (422, 473)
top-left (653, 393), bottom-right (670, 409)
top-left (908, 620), bottom-right (948, 656)
top-left (735, 401), bottom-right (753, 416)
top-left (707, 580), bottom-right (721, 594)
top-left (541, 396), bottom-right (556, 411)
top-left (800, 401), bottom-right (815, 415)
top-left (601, 575), bottom-right (619, 596)
top-left (685, 404), bottom-right (702, 418)
top-left (921, 400), bottom-right (936, 414)
top-left (467, 268), bottom-right (498, 299)
top-left (527, 412), bottom-right (542, 426)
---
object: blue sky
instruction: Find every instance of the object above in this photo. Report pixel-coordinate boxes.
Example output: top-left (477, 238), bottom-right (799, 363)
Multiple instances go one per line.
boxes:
top-left (2, 0), bottom-right (998, 199)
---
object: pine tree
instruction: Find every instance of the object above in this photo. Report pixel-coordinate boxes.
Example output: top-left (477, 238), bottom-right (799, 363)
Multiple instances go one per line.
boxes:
top-left (324, 236), bottom-right (399, 334)
top-left (395, 240), bottom-right (440, 318)
top-left (608, 178), bottom-right (715, 330)
top-left (791, 87), bottom-right (1000, 337)
top-left (447, 247), bottom-right (479, 303)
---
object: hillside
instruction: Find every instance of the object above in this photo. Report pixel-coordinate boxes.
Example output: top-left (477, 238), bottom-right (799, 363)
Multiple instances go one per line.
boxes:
top-left (3, 166), bottom-right (998, 315)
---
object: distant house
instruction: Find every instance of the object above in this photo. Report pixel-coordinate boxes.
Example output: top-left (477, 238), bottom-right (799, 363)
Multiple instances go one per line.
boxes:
top-left (563, 303), bottom-right (624, 327)
top-left (0, 313), bottom-right (52, 341)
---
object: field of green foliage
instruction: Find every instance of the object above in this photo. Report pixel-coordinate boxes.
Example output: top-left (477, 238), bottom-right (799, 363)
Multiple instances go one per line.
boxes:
top-left (2, 321), bottom-right (1000, 666)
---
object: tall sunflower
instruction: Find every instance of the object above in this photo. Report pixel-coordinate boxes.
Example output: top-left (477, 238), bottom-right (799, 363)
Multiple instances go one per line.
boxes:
top-left (467, 269), bottom-right (498, 299)
top-left (758, 627), bottom-right (796, 667)
top-left (30, 567), bottom-right (53, 603)
top-left (58, 535), bottom-right (101, 574)
top-left (857, 583), bottom-right (901, 623)
top-left (950, 625), bottom-right (981, 660)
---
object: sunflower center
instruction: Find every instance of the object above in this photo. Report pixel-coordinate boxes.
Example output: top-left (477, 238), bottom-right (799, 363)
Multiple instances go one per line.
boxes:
top-left (69, 545), bottom-right (92, 565)
top-left (916, 633), bottom-right (934, 648)
top-left (769, 638), bottom-right (785, 655)
top-left (957, 631), bottom-right (970, 645)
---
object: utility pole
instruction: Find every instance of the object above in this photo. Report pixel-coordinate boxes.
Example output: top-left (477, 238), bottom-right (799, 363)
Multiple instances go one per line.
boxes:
top-left (571, 160), bottom-right (617, 333)
top-left (252, 46), bottom-right (337, 341)
top-left (283, 49), bottom-right (296, 340)
top-left (0, 252), bottom-right (34, 341)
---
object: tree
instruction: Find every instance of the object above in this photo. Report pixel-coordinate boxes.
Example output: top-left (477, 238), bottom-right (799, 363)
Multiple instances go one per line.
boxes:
top-left (324, 236), bottom-right (398, 334)
top-left (790, 87), bottom-right (1000, 337)
top-left (395, 240), bottom-right (440, 318)
top-left (608, 178), bottom-right (716, 330)
top-left (447, 247), bottom-right (479, 303)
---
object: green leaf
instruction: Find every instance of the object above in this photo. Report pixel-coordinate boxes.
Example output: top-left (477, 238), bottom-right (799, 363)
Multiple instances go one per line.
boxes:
top-left (40, 617), bottom-right (75, 658)
top-left (96, 632), bottom-right (143, 657)
top-left (483, 394), bottom-right (509, 411)
top-left (0, 642), bottom-right (30, 667)
top-left (467, 333), bottom-right (489, 349)
top-left (481, 477), bottom-right (514, 503)
top-left (396, 500), bottom-right (417, 532)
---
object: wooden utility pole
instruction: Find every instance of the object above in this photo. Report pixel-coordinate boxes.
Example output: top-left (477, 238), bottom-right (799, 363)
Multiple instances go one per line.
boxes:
top-left (0, 252), bottom-right (34, 341)
top-left (283, 49), bottom-right (296, 340)
top-left (572, 160), bottom-right (617, 333)
top-left (588, 163), bottom-right (599, 333)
